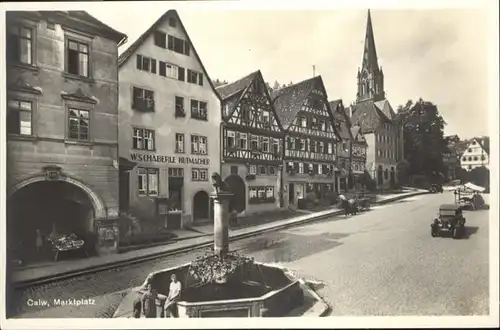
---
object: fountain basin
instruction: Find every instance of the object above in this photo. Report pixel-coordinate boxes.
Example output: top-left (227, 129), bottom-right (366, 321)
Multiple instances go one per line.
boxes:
top-left (113, 261), bottom-right (326, 318)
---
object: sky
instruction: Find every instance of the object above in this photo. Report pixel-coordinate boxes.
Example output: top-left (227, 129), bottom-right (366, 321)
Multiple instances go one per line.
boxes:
top-left (85, 2), bottom-right (493, 139)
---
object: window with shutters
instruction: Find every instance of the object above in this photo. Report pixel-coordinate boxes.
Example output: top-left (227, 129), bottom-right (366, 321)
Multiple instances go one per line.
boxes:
top-left (154, 31), bottom-right (166, 48)
top-left (175, 133), bottom-right (185, 153)
top-left (136, 54), bottom-right (156, 74)
top-left (133, 128), bottom-right (155, 150)
top-left (187, 69), bottom-right (203, 86)
top-left (289, 137), bottom-right (296, 150)
top-left (7, 99), bottom-right (32, 136)
top-left (167, 35), bottom-right (190, 55)
top-left (138, 167), bottom-right (159, 196)
top-left (132, 87), bottom-right (155, 112)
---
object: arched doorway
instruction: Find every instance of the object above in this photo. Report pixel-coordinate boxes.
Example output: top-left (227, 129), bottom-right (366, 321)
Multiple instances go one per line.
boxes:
top-left (193, 190), bottom-right (209, 223)
top-left (8, 180), bottom-right (95, 264)
top-left (224, 175), bottom-right (246, 213)
top-left (377, 165), bottom-right (383, 186)
top-left (390, 167), bottom-right (395, 185)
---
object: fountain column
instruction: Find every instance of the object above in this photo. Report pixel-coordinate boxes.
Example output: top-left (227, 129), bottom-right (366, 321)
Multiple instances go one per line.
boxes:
top-left (210, 191), bottom-right (233, 257)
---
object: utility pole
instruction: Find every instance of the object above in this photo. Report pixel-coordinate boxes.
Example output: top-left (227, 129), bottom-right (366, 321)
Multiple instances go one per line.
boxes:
top-left (313, 65), bottom-right (316, 77)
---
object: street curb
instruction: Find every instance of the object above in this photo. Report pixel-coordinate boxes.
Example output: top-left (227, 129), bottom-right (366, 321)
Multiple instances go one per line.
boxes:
top-left (13, 191), bottom-right (428, 289)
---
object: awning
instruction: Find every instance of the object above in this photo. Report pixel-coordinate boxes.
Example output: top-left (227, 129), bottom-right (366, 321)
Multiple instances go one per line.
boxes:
top-left (119, 157), bottom-right (137, 170)
top-left (453, 182), bottom-right (485, 193)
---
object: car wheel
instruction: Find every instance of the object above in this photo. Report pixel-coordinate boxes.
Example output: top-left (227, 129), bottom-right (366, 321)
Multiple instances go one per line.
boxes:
top-left (431, 226), bottom-right (438, 237)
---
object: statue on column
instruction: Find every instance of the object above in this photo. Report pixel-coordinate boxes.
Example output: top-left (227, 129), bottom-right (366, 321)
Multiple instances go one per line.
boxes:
top-left (211, 172), bottom-right (230, 194)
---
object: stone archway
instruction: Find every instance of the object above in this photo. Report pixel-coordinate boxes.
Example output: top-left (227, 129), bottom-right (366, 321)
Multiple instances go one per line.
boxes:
top-left (193, 190), bottom-right (210, 222)
top-left (8, 174), bottom-right (105, 264)
top-left (377, 165), bottom-right (383, 186)
top-left (224, 175), bottom-right (246, 213)
top-left (9, 173), bottom-right (106, 220)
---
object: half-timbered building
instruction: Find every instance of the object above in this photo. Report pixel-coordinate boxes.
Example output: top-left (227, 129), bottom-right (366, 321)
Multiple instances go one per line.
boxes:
top-left (350, 125), bottom-right (368, 190)
top-left (329, 99), bottom-right (353, 192)
top-left (216, 71), bottom-right (285, 216)
top-left (271, 76), bottom-right (341, 208)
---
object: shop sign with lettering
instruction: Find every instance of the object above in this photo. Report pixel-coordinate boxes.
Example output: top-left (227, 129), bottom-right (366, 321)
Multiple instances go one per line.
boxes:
top-left (130, 153), bottom-right (210, 166)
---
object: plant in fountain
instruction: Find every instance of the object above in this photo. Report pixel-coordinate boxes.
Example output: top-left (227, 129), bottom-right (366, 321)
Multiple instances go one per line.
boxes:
top-left (188, 250), bottom-right (255, 284)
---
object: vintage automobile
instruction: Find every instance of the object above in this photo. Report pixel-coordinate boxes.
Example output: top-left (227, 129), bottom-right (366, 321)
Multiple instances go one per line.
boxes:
top-left (431, 204), bottom-right (466, 239)
top-left (429, 183), bottom-right (444, 193)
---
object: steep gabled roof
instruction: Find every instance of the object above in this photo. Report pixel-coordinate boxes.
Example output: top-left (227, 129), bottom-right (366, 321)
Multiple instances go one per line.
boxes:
top-left (476, 136), bottom-right (490, 154)
top-left (117, 10), bottom-right (220, 101)
top-left (329, 99), bottom-right (353, 140)
top-left (374, 99), bottom-right (396, 120)
top-left (351, 98), bottom-right (396, 134)
top-left (216, 71), bottom-right (259, 100)
top-left (270, 76), bottom-right (318, 129)
top-left (216, 70), bottom-right (284, 131)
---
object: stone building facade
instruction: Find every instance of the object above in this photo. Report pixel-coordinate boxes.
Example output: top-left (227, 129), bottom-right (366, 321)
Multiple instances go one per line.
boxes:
top-left (6, 11), bottom-right (127, 259)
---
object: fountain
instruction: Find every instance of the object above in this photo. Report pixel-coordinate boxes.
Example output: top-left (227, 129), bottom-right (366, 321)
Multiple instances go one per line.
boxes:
top-left (113, 173), bottom-right (329, 318)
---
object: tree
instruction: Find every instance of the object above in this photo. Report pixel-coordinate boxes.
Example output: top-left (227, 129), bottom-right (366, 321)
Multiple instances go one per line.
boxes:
top-left (468, 166), bottom-right (490, 189)
top-left (397, 98), bottom-right (448, 181)
top-left (396, 159), bottom-right (411, 184)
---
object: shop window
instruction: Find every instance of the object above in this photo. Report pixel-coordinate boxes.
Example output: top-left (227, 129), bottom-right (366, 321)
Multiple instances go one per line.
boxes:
top-left (133, 128), bottom-right (155, 150)
top-left (138, 168), bottom-right (159, 196)
top-left (249, 186), bottom-right (275, 204)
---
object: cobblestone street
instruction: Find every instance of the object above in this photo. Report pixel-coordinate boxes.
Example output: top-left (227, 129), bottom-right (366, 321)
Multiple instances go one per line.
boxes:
top-left (10, 193), bottom-right (490, 317)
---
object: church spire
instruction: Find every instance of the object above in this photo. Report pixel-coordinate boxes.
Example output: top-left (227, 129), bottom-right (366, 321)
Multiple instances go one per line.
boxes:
top-left (356, 9), bottom-right (385, 103)
top-left (362, 9), bottom-right (379, 72)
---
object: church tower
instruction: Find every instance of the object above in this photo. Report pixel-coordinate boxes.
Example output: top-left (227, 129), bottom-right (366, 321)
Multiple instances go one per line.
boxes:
top-left (356, 9), bottom-right (385, 102)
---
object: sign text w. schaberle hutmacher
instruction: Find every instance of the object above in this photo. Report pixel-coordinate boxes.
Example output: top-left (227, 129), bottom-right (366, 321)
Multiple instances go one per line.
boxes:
top-left (130, 153), bottom-right (210, 165)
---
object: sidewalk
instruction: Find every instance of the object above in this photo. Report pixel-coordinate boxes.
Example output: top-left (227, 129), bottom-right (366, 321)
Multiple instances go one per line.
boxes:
top-left (12, 189), bottom-right (428, 286)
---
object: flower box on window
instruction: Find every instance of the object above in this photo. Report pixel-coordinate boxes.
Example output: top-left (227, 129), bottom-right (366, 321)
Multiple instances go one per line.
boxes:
top-left (245, 174), bottom-right (256, 181)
